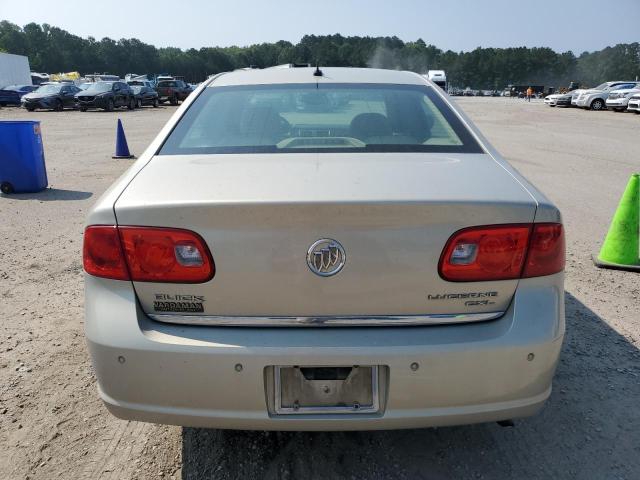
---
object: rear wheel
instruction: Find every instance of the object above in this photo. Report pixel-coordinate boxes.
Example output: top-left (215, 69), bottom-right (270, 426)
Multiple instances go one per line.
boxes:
top-left (105, 99), bottom-right (114, 112)
top-left (128, 97), bottom-right (135, 110)
top-left (80, 107), bottom-right (87, 112)
top-left (54, 99), bottom-right (63, 111)
top-left (25, 105), bottom-right (35, 112)
top-left (1, 182), bottom-right (14, 195)
top-left (152, 98), bottom-right (159, 108)
top-left (170, 94), bottom-right (178, 106)
top-left (590, 98), bottom-right (604, 110)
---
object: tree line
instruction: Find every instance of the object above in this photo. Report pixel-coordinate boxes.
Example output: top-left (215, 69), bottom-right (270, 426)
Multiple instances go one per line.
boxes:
top-left (1, 21), bottom-right (638, 89)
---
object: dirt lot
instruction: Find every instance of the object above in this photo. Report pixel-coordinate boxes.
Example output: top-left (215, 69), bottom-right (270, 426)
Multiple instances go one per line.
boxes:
top-left (1, 98), bottom-right (639, 480)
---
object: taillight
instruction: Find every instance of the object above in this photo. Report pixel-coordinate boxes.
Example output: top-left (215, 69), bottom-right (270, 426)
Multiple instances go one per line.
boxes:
top-left (83, 226), bottom-right (129, 280)
top-left (439, 223), bottom-right (564, 282)
top-left (83, 226), bottom-right (214, 283)
top-left (522, 223), bottom-right (565, 278)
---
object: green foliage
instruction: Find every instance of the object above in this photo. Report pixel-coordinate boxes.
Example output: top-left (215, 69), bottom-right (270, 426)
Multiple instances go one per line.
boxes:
top-left (0, 21), bottom-right (638, 87)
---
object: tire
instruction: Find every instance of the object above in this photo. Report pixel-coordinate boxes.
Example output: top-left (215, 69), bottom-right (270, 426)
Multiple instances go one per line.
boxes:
top-left (153, 98), bottom-right (159, 108)
top-left (170, 95), bottom-right (178, 106)
top-left (105, 99), bottom-right (114, 112)
top-left (25, 106), bottom-right (35, 112)
top-left (54, 99), bottom-right (63, 111)
top-left (590, 98), bottom-right (605, 111)
top-left (1, 182), bottom-right (14, 195)
top-left (128, 97), bottom-right (135, 110)
top-left (136, 99), bottom-right (142, 108)
top-left (80, 107), bottom-right (87, 112)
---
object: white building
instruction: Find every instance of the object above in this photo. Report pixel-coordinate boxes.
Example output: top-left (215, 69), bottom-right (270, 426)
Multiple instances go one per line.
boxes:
top-left (0, 52), bottom-right (32, 88)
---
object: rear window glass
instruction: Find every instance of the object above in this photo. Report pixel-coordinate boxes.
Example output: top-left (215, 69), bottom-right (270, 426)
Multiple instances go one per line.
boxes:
top-left (159, 83), bottom-right (482, 154)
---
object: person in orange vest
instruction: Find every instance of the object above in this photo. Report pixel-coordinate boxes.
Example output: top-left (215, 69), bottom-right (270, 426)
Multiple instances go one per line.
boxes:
top-left (526, 86), bottom-right (533, 102)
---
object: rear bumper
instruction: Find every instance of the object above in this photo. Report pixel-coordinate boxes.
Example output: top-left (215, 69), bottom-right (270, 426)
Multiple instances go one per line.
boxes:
top-left (85, 273), bottom-right (564, 430)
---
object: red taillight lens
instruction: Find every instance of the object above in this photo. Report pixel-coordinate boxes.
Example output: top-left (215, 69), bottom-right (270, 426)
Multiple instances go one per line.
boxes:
top-left (439, 223), bottom-right (565, 282)
top-left (523, 223), bottom-right (565, 278)
top-left (83, 226), bottom-right (130, 280)
top-left (439, 225), bottom-right (531, 281)
top-left (83, 226), bottom-right (214, 283)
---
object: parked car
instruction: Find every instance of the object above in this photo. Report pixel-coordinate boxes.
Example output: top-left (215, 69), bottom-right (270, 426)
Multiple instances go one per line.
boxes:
top-left (605, 87), bottom-right (640, 112)
top-left (544, 90), bottom-right (577, 107)
top-left (131, 85), bottom-right (159, 108)
top-left (21, 83), bottom-right (80, 111)
top-left (127, 80), bottom-right (155, 88)
top-left (627, 93), bottom-right (640, 113)
top-left (75, 81), bottom-right (136, 111)
top-left (574, 82), bottom-right (640, 110)
top-left (83, 66), bottom-right (565, 431)
top-left (156, 79), bottom-right (192, 105)
top-left (0, 84), bottom-right (38, 106)
top-left (544, 94), bottom-right (560, 106)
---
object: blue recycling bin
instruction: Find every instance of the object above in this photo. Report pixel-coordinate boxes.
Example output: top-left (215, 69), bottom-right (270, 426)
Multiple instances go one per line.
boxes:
top-left (0, 120), bottom-right (48, 194)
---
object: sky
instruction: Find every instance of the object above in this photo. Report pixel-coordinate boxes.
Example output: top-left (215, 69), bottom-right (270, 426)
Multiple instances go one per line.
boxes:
top-left (1, 0), bottom-right (638, 53)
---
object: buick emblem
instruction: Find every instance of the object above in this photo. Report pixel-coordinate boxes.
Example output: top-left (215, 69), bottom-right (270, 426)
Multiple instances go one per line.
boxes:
top-left (307, 239), bottom-right (346, 277)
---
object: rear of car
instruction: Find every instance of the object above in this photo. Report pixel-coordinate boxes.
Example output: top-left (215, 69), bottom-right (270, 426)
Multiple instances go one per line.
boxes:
top-left (84, 67), bottom-right (565, 430)
top-left (131, 86), bottom-right (159, 107)
top-left (156, 80), bottom-right (190, 104)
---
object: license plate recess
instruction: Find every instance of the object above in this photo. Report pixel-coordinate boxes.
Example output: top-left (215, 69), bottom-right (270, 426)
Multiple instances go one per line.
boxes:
top-left (274, 365), bottom-right (379, 415)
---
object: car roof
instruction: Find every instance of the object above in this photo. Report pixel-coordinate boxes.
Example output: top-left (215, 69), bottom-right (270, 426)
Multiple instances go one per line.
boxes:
top-left (612, 86), bottom-right (640, 91)
top-left (209, 67), bottom-right (428, 87)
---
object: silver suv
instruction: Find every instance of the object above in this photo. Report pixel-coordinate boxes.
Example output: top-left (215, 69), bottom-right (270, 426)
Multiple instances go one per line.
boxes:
top-left (575, 81), bottom-right (640, 110)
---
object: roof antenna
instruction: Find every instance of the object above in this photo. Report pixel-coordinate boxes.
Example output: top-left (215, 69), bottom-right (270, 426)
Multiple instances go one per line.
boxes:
top-left (313, 63), bottom-right (323, 77)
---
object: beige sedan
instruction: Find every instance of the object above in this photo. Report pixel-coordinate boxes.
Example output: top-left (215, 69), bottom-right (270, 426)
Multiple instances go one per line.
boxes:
top-left (83, 66), bottom-right (565, 430)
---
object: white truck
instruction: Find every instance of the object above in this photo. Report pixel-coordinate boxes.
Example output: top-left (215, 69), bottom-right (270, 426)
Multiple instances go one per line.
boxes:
top-left (0, 52), bottom-right (32, 88)
top-left (426, 70), bottom-right (447, 90)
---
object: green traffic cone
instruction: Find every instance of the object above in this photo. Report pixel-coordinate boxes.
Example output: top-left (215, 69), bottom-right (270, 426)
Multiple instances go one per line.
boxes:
top-left (593, 174), bottom-right (640, 272)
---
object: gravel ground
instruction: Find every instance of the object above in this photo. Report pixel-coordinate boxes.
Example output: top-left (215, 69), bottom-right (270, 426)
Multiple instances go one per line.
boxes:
top-left (0, 98), bottom-right (638, 480)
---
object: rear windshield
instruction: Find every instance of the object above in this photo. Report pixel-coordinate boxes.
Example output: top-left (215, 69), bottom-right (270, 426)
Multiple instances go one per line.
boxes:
top-left (159, 83), bottom-right (482, 154)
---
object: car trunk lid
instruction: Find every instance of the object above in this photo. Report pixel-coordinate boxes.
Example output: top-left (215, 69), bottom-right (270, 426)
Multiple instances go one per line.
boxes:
top-left (114, 153), bottom-right (537, 320)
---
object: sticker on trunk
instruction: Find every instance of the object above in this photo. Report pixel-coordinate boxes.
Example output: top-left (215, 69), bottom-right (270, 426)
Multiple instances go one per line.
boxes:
top-left (153, 294), bottom-right (205, 313)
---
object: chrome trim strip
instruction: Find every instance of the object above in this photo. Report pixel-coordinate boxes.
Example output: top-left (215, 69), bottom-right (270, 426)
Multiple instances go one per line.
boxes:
top-left (148, 311), bottom-right (504, 327)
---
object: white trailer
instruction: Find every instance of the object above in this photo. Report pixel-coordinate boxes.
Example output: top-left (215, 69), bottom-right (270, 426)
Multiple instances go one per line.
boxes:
top-left (0, 52), bottom-right (32, 88)
top-left (426, 70), bottom-right (447, 90)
